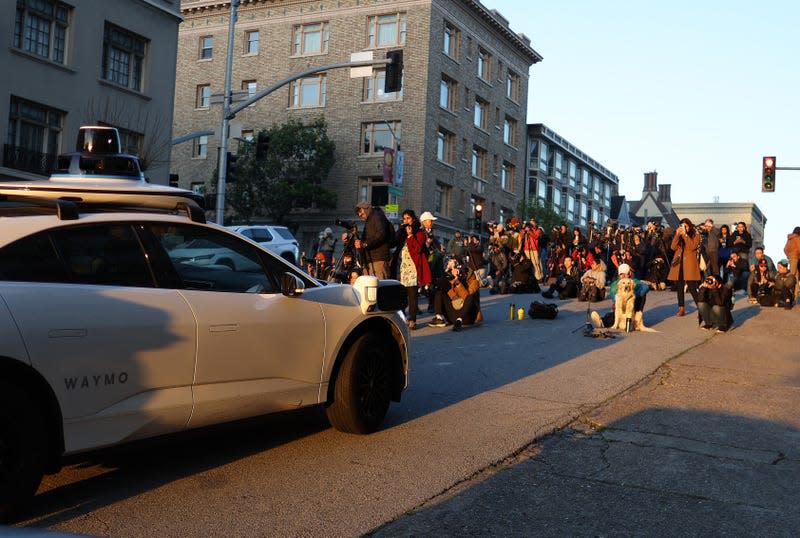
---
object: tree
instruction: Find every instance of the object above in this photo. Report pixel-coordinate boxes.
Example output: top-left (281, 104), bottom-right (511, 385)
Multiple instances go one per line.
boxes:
top-left (226, 117), bottom-right (337, 224)
top-left (515, 196), bottom-right (563, 233)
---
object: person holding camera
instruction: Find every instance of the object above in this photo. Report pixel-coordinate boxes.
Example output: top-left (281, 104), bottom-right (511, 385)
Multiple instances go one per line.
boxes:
top-left (428, 258), bottom-right (482, 331)
top-left (748, 258), bottom-right (776, 305)
top-left (697, 274), bottom-right (733, 332)
top-left (392, 209), bottom-right (432, 330)
top-left (773, 259), bottom-right (797, 309)
top-left (668, 218), bottom-right (702, 317)
top-left (725, 251), bottom-right (750, 291)
top-left (541, 255), bottom-right (580, 299)
top-left (347, 201), bottom-right (393, 279)
top-left (579, 258), bottom-right (607, 302)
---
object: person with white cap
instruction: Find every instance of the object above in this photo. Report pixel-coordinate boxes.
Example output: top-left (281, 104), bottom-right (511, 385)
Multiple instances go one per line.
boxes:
top-left (590, 262), bottom-right (655, 330)
top-left (317, 226), bottom-right (336, 264)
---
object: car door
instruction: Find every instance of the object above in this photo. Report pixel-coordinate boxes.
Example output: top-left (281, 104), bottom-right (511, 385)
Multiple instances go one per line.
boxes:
top-left (149, 224), bottom-right (326, 428)
top-left (0, 223), bottom-right (197, 453)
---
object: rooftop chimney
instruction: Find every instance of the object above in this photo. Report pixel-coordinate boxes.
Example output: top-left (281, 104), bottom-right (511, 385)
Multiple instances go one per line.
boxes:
top-left (643, 171), bottom-right (657, 192)
top-left (657, 184), bottom-right (672, 208)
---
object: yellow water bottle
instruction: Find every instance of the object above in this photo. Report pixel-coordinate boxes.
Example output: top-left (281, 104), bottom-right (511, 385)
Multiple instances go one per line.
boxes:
top-left (517, 307), bottom-right (525, 320)
top-left (509, 303), bottom-right (515, 320)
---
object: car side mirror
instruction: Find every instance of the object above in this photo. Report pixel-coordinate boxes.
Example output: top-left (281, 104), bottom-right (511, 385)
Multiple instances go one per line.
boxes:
top-left (280, 272), bottom-right (305, 297)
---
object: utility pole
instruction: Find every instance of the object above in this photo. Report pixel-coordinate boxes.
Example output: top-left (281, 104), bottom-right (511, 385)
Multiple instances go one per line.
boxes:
top-left (215, 0), bottom-right (240, 225)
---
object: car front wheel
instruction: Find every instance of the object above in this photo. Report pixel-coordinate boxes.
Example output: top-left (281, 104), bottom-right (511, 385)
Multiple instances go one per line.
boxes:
top-left (0, 381), bottom-right (47, 522)
top-left (327, 333), bottom-right (392, 434)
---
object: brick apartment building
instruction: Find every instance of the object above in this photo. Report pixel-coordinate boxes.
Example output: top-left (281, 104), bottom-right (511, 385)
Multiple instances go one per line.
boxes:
top-left (171, 0), bottom-right (541, 252)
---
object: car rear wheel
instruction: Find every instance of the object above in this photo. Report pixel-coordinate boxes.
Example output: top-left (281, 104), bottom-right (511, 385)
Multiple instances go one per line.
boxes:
top-left (0, 381), bottom-right (47, 522)
top-left (327, 333), bottom-right (392, 434)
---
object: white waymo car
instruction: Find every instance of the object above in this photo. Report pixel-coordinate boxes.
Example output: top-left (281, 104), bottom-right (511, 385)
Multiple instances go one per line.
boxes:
top-left (0, 179), bottom-right (409, 520)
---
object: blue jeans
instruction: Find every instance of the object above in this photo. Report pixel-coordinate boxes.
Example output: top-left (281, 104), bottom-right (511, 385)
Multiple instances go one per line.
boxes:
top-left (697, 302), bottom-right (732, 329)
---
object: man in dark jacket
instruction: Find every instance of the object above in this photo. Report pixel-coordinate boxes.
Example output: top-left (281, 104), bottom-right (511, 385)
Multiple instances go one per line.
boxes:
top-left (773, 259), bottom-right (797, 309)
top-left (350, 201), bottom-right (392, 278)
top-left (697, 274), bottom-right (733, 332)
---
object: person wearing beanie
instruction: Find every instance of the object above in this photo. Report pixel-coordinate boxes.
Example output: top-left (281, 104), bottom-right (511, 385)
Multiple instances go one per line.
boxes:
top-left (773, 259), bottom-right (797, 308)
top-left (783, 226), bottom-right (800, 300)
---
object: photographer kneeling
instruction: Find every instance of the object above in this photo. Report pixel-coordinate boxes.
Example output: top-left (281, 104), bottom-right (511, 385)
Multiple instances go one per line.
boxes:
top-left (428, 258), bottom-right (482, 331)
top-left (697, 274), bottom-right (733, 332)
top-left (578, 258), bottom-right (607, 302)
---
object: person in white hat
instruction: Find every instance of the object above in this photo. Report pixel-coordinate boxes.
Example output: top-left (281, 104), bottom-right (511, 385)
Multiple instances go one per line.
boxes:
top-left (591, 262), bottom-right (656, 330)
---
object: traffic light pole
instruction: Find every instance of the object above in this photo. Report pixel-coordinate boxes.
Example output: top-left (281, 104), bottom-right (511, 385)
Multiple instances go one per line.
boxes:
top-left (215, 0), bottom-right (239, 225)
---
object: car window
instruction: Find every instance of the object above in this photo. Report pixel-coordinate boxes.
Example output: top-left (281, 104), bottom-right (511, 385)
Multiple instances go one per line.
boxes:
top-left (0, 224), bottom-right (155, 287)
top-left (150, 224), bottom-right (275, 294)
top-left (0, 232), bottom-right (69, 283)
top-left (250, 228), bottom-right (273, 242)
top-left (273, 227), bottom-right (295, 241)
top-left (51, 224), bottom-right (155, 287)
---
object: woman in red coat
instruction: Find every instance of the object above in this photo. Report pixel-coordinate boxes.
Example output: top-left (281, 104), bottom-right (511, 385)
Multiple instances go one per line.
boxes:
top-left (667, 217), bottom-right (702, 317)
top-left (394, 209), bottom-right (432, 329)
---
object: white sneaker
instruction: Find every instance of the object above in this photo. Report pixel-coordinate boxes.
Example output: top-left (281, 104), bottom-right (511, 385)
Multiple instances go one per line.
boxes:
top-left (590, 311), bottom-right (603, 328)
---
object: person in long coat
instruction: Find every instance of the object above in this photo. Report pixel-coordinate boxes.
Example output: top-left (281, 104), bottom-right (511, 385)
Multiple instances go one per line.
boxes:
top-left (668, 217), bottom-right (702, 317)
top-left (394, 209), bottom-right (432, 330)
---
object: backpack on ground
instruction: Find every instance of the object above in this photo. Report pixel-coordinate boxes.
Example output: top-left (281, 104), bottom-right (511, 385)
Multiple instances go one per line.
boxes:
top-left (528, 301), bottom-right (558, 319)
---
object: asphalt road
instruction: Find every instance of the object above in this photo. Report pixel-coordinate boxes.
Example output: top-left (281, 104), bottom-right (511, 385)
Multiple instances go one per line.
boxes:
top-left (14, 288), bottom-right (783, 537)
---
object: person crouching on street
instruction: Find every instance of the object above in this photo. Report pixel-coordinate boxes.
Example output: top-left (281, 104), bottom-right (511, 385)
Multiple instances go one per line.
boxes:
top-left (428, 258), bottom-right (482, 331)
top-left (697, 274), bottom-right (733, 332)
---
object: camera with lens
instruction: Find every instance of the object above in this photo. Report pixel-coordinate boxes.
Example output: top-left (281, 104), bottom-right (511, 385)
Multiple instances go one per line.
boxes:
top-left (335, 218), bottom-right (356, 230)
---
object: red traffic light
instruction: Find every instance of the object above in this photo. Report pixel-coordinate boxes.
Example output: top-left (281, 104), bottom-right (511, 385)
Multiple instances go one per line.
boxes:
top-left (762, 155), bottom-right (776, 192)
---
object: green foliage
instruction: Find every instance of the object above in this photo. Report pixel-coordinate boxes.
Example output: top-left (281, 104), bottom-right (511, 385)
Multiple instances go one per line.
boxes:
top-left (226, 117), bottom-right (337, 224)
top-left (515, 197), bottom-right (563, 232)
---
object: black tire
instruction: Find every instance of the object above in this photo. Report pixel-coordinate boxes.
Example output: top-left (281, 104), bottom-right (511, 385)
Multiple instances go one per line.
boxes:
top-left (327, 334), bottom-right (393, 434)
top-left (0, 381), bottom-right (47, 522)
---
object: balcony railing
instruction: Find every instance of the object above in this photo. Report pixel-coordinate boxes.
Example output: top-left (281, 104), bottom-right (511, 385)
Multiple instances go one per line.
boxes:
top-left (3, 144), bottom-right (56, 176)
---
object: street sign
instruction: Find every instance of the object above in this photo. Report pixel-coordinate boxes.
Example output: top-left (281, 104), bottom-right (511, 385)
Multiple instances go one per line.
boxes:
top-left (388, 186), bottom-right (404, 197)
top-left (350, 51), bottom-right (374, 78)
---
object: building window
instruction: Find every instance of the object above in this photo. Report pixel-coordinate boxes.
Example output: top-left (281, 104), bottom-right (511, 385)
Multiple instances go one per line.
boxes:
top-left (503, 116), bottom-right (517, 146)
top-left (537, 178), bottom-right (547, 202)
top-left (434, 182), bottom-right (452, 217)
top-left (594, 174), bottom-right (602, 200)
top-left (5, 96), bottom-right (63, 175)
top-left (567, 195), bottom-right (575, 221)
top-left (554, 152), bottom-right (563, 180)
top-left (193, 135), bottom-right (208, 158)
top-left (477, 48), bottom-right (491, 81)
top-left (436, 127), bottom-right (456, 164)
top-left (367, 13), bottom-right (407, 48)
top-left (539, 142), bottom-right (548, 172)
top-left (501, 162), bottom-right (515, 192)
top-left (440, 76), bottom-right (457, 111)
top-left (506, 70), bottom-right (521, 101)
top-left (471, 145), bottom-right (487, 179)
top-left (552, 188), bottom-right (561, 211)
top-left (443, 21), bottom-right (460, 59)
top-left (14, 0), bottom-right (71, 64)
top-left (474, 97), bottom-right (488, 130)
top-left (568, 160), bottom-right (576, 188)
top-left (241, 130), bottom-right (254, 142)
top-left (196, 84), bottom-right (211, 108)
top-left (292, 22), bottom-right (330, 55)
top-left (199, 36), bottom-right (213, 59)
top-left (358, 176), bottom-right (393, 206)
top-left (103, 23), bottom-right (147, 92)
top-left (242, 80), bottom-right (257, 99)
top-left (364, 69), bottom-right (402, 101)
top-left (244, 30), bottom-right (259, 54)
top-left (289, 74), bottom-right (327, 108)
top-left (362, 121), bottom-right (400, 154)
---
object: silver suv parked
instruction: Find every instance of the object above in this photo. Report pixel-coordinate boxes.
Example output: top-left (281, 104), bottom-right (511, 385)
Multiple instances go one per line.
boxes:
top-left (227, 225), bottom-right (300, 265)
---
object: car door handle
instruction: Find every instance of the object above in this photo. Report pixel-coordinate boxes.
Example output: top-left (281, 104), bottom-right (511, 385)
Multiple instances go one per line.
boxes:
top-left (209, 324), bottom-right (239, 333)
top-left (48, 329), bottom-right (88, 338)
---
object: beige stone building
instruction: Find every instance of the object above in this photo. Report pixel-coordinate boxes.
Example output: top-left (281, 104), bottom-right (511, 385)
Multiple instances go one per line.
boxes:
top-left (171, 0), bottom-right (541, 252)
top-left (672, 202), bottom-right (766, 249)
top-left (1, 0), bottom-right (182, 182)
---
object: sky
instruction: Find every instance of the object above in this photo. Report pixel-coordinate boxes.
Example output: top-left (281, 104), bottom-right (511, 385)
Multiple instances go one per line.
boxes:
top-left (485, 0), bottom-right (799, 259)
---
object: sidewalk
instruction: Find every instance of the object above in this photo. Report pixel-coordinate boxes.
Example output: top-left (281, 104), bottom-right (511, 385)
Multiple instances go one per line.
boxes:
top-left (372, 298), bottom-right (800, 537)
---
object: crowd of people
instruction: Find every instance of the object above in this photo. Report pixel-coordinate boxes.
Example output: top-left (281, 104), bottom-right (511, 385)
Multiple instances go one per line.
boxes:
top-left (305, 202), bottom-right (798, 334)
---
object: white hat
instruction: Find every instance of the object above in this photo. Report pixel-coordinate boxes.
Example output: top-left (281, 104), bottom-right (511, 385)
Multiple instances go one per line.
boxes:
top-left (324, 227), bottom-right (332, 235)
top-left (419, 211), bottom-right (437, 222)
top-left (617, 263), bottom-right (631, 275)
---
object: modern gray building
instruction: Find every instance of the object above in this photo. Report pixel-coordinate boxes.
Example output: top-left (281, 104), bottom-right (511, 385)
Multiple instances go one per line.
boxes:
top-left (526, 123), bottom-right (619, 231)
top-left (1, 0), bottom-right (182, 183)
top-left (172, 0), bottom-right (541, 252)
